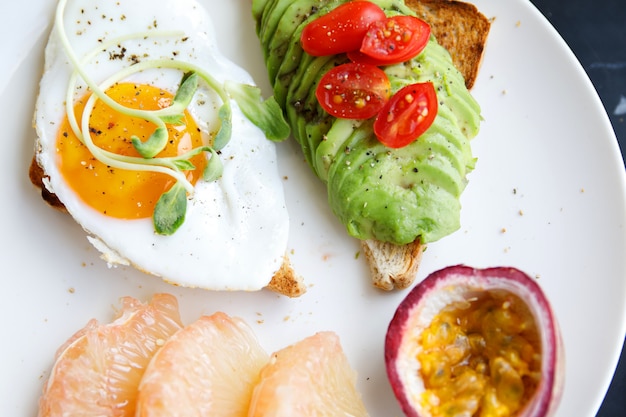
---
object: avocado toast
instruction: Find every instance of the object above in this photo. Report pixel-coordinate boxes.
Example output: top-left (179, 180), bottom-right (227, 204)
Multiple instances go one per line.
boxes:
top-left (252, 0), bottom-right (489, 289)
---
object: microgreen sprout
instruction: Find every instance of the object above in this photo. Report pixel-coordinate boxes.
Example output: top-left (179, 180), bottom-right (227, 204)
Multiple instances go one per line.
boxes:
top-left (131, 72), bottom-right (199, 158)
top-left (153, 182), bottom-right (188, 235)
top-left (224, 81), bottom-right (290, 142)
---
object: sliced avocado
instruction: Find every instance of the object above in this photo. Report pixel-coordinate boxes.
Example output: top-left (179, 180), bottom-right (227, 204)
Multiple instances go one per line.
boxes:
top-left (252, 0), bottom-right (274, 24)
top-left (258, 0), bottom-right (302, 51)
top-left (253, 0), bottom-right (482, 245)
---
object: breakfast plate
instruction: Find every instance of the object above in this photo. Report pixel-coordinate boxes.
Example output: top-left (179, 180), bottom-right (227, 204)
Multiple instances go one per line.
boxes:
top-left (1, 0), bottom-right (625, 416)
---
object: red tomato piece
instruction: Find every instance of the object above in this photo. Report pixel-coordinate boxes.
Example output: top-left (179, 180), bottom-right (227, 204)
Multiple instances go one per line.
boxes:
top-left (350, 15), bottom-right (431, 65)
top-left (316, 63), bottom-right (391, 119)
top-left (374, 82), bottom-right (438, 148)
top-left (301, 1), bottom-right (386, 56)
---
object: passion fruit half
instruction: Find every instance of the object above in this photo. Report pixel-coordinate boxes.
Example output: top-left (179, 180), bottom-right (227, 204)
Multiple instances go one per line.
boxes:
top-left (385, 265), bottom-right (564, 417)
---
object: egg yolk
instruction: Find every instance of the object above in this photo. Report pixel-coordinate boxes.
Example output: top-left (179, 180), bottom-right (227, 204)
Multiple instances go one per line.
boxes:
top-left (417, 290), bottom-right (541, 417)
top-left (57, 83), bottom-right (207, 219)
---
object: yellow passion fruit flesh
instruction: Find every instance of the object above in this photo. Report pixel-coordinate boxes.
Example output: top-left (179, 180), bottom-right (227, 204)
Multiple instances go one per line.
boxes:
top-left (385, 265), bottom-right (564, 417)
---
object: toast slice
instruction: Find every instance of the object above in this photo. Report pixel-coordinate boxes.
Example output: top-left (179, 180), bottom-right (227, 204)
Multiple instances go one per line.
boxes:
top-left (362, 0), bottom-right (490, 291)
top-left (29, 157), bottom-right (306, 298)
top-left (361, 238), bottom-right (425, 291)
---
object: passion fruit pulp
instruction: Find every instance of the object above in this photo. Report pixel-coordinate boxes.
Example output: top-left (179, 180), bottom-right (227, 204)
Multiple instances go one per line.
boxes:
top-left (385, 265), bottom-right (564, 417)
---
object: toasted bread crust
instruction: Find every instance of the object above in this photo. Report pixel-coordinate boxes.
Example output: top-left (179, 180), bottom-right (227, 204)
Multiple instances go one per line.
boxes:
top-left (29, 156), bottom-right (66, 212)
top-left (361, 238), bottom-right (425, 291)
top-left (406, 0), bottom-right (491, 89)
top-left (266, 256), bottom-right (307, 298)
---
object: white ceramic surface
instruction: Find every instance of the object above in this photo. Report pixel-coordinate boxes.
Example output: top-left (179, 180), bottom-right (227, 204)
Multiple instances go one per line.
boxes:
top-left (1, 0), bottom-right (625, 416)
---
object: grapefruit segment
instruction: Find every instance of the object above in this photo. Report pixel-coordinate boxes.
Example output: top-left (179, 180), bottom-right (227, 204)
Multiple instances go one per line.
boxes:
top-left (38, 293), bottom-right (184, 417)
top-left (136, 312), bottom-right (269, 417)
top-left (248, 331), bottom-right (369, 417)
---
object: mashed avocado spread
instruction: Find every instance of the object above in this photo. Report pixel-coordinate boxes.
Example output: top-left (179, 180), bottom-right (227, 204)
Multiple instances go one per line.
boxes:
top-left (252, 0), bottom-right (481, 245)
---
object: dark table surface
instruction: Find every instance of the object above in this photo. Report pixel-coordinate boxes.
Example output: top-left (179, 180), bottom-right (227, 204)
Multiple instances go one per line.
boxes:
top-left (527, 0), bottom-right (626, 415)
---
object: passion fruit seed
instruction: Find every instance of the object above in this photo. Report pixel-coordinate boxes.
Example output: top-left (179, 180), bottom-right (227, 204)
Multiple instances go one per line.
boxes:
top-left (417, 291), bottom-right (541, 416)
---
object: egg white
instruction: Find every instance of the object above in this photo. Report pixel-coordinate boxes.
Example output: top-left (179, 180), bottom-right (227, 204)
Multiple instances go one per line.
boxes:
top-left (33, 0), bottom-right (290, 291)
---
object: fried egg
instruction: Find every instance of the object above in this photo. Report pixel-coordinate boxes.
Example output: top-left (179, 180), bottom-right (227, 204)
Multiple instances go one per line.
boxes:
top-left (33, 0), bottom-right (290, 291)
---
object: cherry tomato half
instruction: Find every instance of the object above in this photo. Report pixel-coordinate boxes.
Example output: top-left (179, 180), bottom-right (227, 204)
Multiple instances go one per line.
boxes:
top-left (316, 63), bottom-right (391, 119)
top-left (374, 82), bottom-right (438, 148)
top-left (301, 1), bottom-right (386, 57)
top-left (349, 15), bottom-right (431, 66)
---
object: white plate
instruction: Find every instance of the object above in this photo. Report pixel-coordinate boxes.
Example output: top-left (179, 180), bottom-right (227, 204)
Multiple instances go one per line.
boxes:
top-left (1, 0), bottom-right (625, 416)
